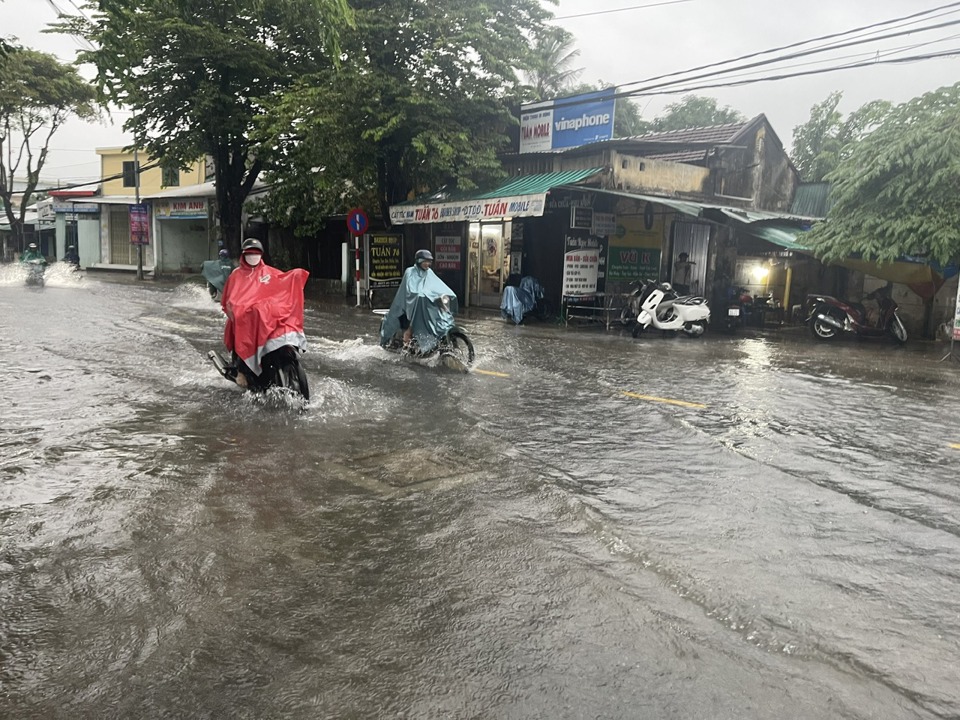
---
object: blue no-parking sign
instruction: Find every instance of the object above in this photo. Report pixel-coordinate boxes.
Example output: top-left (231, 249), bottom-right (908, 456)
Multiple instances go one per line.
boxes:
top-left (347, 208), bottom-right (369, 236)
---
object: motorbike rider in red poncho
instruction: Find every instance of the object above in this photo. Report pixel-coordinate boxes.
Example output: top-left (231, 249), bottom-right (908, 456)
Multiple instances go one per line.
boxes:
top-left (220, 238), bottom-right (309, 388)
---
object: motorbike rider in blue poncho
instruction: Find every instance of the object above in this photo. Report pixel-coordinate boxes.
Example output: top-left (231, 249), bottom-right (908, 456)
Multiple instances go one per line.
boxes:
top-left (379, 249), bottom-right (457, 353)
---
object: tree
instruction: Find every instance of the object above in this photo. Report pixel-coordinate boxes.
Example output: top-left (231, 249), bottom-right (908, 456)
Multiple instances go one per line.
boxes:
top-left (254, 0), bottom-right (551, 234)
top-left (791, 92), bottom-right (891, 182)
top-left (0, 45), bottom-right (97, 253)
top-left (806, 83), bottom-right (960, 265)
top-left (520, 26), bottom-right (583, 102)
top-left (652, 95), bottom-right (744, 132)
top-left (60, 0), bottom-right (352, 255)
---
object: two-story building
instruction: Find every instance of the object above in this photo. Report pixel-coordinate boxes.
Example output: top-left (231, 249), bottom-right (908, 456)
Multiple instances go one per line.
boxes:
top-left (386, 114), bottom-right (809, 314)
top-left (63, 148), bottom-right (209, 273)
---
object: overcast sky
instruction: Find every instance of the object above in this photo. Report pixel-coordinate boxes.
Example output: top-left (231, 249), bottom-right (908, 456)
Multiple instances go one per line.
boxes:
top-left (3, 0), bottom-right (959, 186)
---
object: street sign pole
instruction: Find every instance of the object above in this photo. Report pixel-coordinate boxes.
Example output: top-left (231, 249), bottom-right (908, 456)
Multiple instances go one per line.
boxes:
top-left (355, 233), bottom-right (362, 307)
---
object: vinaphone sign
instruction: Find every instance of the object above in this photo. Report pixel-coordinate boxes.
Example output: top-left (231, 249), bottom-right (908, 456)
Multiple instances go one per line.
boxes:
top-left (519, 90), bottom-right (616, 154)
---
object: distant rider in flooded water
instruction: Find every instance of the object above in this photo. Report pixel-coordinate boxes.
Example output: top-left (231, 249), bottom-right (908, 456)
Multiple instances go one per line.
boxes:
top-left (21, 243), bottom-right (45, 264)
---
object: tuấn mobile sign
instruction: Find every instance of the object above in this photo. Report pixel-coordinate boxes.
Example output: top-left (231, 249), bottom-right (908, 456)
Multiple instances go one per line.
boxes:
top-left (519, 90), bottom-right (616, 154)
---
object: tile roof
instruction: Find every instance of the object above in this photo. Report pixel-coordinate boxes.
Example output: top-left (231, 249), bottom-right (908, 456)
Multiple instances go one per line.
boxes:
top-left (623, 120), bottom-right (751, 145)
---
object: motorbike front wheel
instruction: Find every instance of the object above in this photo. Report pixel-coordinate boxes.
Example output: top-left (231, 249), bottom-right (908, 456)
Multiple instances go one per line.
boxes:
top-left (618, 304), bottom-right (636, 326)
top-left (446, 330), bottom-right (476, 366)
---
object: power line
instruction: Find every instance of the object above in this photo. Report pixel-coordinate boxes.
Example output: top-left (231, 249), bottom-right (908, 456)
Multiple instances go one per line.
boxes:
top-left (554, 0), bottom-right (692, 21)
top-left (542, 10), bottom-right (960, 111)
top-left (615, 0), bottom-right (960, 91)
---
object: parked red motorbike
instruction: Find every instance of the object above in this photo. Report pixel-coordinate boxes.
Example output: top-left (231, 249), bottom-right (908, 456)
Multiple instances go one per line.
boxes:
top-left (807, 285), bottom-right (907, 344)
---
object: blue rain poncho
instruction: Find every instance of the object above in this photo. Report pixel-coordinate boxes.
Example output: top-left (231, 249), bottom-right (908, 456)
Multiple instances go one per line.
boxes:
top-left (202, 259), bottom-right (234, 293)
top-left (380, 265), bottom-right (458, 352)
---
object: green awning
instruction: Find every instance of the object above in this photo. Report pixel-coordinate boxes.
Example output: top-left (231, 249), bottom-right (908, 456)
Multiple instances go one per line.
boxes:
top-left (741, 223), bottom-right (811, 252)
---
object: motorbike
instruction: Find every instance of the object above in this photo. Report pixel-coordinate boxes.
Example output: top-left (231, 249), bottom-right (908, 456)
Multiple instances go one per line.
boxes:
top-left (807, 285), bottom-right (907, 344)
top-left (208, 264), bottom-right (311, 399)
top-left (378, 294), bottom-right (475, 371)
top-left (632, 281), bottom-right (711, 338)
top-left (201, 258), bottom-right (234, 300)
top-left (24, 259), bottom-right (46, 287)
top-left (208, 345), bottom-right (309, 398)
top-left (720, 287), bottom-right (751, 332)
top-left (500, 275), bottom-right (550, 324)
top-left (618, 278), bottom-right (651, 326)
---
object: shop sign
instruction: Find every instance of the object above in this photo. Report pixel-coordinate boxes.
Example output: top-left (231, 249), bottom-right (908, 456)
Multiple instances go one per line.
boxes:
top-left (607, 247), bottom-right (661, 282)
top-left (562, 249), bottom-right (600, 297)
top-left (368, 233), bottom-right (403, 288)
top-left (592, 212), bottom-right (616, 237)
top-left (155, 198), bottom-right (208, 219)
top-left (388, 193), bottom-right (546, 225)
top-left (53, 201), bottom-right (99, 214)
top-left (570, 206), bottom-right (593, 230)
top-left (435, 236), bottom-right (462, 271)
top-left (129, 203), bottom-right (150, 245)
top-left (519, 90), bottom-right (616, 154)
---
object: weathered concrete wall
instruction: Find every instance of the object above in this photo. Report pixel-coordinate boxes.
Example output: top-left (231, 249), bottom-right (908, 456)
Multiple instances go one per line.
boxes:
top-left (609, 151), bottom-right (709, 196)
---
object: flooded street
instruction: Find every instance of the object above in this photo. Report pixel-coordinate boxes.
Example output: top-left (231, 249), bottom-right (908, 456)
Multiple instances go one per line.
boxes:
top-left (2, 270), bottom-right (960, 719)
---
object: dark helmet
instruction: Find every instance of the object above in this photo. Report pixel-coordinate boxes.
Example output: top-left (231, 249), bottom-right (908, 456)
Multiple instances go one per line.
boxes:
top-left (241, 238), bottom-right (263, 254)
top-left (415, 249), bottom-right (433, 265)
top-left (218, 249), bottom-right (229, 259)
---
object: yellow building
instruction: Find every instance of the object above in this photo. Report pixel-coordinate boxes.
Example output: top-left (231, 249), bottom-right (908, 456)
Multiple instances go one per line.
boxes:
top-left (90, 147), bottom-right (209, 270)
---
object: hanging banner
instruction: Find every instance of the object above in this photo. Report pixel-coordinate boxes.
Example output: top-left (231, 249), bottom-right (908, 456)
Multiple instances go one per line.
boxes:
top-left (368, 233), bottom-right (403, 288)
top-left (519, 90), bottom-right (616, 154)
top-left (389, 194), bottom-right (546, 225)
top-left (129, 204), bottom-right (150, 245)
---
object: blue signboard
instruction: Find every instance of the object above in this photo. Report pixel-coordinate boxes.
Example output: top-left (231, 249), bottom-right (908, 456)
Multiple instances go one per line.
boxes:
top-left (520, 90), bottom-right (616, 154)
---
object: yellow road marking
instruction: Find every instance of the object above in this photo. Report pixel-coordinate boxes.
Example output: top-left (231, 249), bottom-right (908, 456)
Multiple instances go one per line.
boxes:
top-left (621, 391), bottom-right (707, 409)
top-left (474, 369), bottom-right (511, 378)
top-left (950, 443), bottom-right (960, 450)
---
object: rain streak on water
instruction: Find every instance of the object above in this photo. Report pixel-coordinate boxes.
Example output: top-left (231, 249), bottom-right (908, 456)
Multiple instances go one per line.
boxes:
top-left (2, 269), bottom-right (960, 719)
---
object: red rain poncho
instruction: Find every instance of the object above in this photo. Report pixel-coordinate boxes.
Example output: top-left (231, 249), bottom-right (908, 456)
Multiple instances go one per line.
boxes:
top-left (221, 260), bottom-right (308, 376)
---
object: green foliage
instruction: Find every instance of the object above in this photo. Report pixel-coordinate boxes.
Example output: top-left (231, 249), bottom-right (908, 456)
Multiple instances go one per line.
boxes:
top-left (806, 83), bottom-right (960, 265)
top-left (519, 26), bottom-right (582, 101)
top-left (255, 0), bottom-right (551, 235)
top-left (60, 0), bottom-right (352, 253)
top-left (0, 46), bottom-right (98, 248)
top-left (652, 95), bottom-right (744, 132)
top-left (791, 91), bottom-right (891, 182)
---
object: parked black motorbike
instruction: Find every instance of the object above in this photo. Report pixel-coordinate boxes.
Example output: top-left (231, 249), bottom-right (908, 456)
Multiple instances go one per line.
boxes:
top-left (807, 284), bottom-right (907, 344)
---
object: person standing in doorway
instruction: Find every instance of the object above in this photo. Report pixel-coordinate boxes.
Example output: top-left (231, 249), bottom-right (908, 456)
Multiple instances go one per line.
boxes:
top-left (673, 252), bottom-right (694, 295)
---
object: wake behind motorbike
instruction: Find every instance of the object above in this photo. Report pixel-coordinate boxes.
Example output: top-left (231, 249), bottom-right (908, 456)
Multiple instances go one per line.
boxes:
top-left (807, 285), bottom-right (907, 344)
top-left (632, 281), bottom-right (711, 338)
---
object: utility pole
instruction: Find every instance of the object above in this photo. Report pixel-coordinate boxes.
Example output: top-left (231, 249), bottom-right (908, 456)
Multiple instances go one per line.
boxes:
top-left (134, 144), bottom-right (143, 281)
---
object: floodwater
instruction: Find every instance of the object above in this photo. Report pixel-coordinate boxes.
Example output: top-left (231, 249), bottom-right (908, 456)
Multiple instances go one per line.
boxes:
top-left (2, 267), bottom-right (960, 719)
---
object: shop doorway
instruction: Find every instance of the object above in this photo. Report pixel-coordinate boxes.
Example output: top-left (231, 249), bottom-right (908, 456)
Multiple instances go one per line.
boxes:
top-left (467, 222), bottom-right (511, 307)
top-left (671, 221), bottom-right (710, 295)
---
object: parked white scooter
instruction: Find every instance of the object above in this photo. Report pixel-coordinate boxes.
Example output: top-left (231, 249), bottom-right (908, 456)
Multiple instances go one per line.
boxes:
top-left (632, 281), bottom-right (710, 338)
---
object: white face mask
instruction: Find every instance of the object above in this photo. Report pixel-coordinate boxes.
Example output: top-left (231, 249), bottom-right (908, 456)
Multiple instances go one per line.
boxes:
top-left (245, 253), bottom-right (262, 267)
